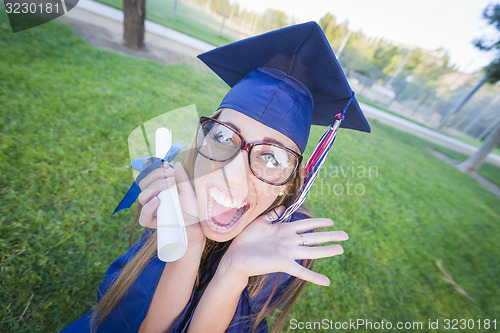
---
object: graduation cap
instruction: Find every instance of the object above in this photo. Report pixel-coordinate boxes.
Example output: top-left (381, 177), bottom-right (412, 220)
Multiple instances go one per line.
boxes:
top-left (198, 21), bottom-right (370, 222)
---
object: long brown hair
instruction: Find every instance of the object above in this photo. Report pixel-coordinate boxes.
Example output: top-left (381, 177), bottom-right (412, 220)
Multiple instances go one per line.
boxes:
top-left (91, 110), bottom-right (315, 332)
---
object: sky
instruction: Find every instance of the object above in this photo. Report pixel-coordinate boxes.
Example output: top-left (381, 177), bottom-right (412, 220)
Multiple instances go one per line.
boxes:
top-left (235, 0), bottom-right (498, 73)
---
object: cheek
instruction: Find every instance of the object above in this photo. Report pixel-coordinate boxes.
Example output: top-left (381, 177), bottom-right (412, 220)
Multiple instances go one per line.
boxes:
top-left (252, 182), bottom-right (282, 207)
top-left (194, 155), bottom-right (209, 181)
top-left (193, 158), bottom-right (209, 210)
top-left (194, 155), bottom-right (225, 182)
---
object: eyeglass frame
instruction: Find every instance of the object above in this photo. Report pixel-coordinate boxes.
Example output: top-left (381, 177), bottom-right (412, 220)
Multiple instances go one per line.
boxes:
top-left (196, 116), bottom-right (303, 186)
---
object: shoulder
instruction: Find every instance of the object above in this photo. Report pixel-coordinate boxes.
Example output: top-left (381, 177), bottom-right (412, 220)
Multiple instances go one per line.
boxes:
top-left (289, 210), bottom-right (309, 222)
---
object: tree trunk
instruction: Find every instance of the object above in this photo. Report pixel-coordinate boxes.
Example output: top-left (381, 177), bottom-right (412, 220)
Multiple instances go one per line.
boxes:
top-left (336, 30), bottom-right (351, 58)
top-left (218, 2), bottom-right (229, 37)
top-left (385, 48), bottom-right (412, 89)
top-left (436, 74), bottom-right (487, 130)
top-left (477, 117), bottom-right (500, 140)
top-left (172, 0), bottom-right (177, 21)
top-left (457, 120), bottom-right (500, 173)
top-left (123, 0), bottom-right (146, 50)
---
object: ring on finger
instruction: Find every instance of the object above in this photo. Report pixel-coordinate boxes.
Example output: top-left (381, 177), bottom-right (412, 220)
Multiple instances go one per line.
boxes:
top-left (299, 233), bottom-right (310, 246)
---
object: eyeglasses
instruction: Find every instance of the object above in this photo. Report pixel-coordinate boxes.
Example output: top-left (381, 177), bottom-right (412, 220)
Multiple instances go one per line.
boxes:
top-left (196, 116), bottom-right (302, 186)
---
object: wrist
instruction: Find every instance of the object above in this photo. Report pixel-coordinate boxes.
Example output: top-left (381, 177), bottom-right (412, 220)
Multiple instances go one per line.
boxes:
top-left (178, 240), bottom-right (205, 264)
top-left (216, 255), bottom-right (249, 288)
top-left (166, 241), bottom-right (205, 271)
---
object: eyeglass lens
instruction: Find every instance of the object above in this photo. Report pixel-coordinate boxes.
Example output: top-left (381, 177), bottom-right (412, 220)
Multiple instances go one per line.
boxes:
top-left (196, 119), bottom-right (299, 185)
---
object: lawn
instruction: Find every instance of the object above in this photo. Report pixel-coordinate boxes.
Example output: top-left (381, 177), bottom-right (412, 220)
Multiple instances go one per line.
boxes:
top-left (430, 146), bottom-right (500, 188)
top-left (1, 14), bottom-right (499, 332)
top-left (94, 0), bottom-right (239, 47)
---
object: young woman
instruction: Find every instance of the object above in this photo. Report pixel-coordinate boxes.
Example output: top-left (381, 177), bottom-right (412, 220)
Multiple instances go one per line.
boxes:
top-left (62, 21), bottom-right (370, 333)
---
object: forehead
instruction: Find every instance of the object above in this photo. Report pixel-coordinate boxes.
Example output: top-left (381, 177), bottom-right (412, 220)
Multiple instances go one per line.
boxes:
top-left (216, 108), bottom-right (299, 153)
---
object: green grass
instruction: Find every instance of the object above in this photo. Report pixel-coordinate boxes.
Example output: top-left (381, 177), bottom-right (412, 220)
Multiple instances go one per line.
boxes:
top-left (356, 94), bottom-right (500, 186)
top-left (438, 131), bottom-right (500, 156)
top-left (1, 15), bottom-right (500, 332)
top-left (0, 13), bottom-right (229, 331)
top-left (95, 0), bottom-right (237, 47)
top-left (286, 122), bottom-right (500, 331)
top-left (430, 146), bottom-right (500, 188)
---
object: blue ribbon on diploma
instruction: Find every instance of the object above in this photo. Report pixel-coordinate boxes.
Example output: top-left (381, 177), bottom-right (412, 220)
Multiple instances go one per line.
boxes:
top-left (113, 142), bottom-right (185, 215)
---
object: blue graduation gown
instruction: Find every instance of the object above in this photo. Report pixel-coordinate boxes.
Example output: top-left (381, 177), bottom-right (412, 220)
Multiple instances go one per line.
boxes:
top-left (62, 213), bottom-right (306, 333)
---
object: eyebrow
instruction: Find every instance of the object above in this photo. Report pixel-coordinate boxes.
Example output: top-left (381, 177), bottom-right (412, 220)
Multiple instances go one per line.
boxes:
top-left (263, 137), bottom-right (286, 147)
top-left (223, 120), bottom-right (294, 152)
top-left (224, 121), bottom-right (240, 133)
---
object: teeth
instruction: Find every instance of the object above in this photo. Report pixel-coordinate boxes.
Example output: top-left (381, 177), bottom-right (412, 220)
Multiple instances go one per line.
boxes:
top-left (207, 196), bottom-right (246, 230)
top-left (209, 188), bottom-right (246, 209)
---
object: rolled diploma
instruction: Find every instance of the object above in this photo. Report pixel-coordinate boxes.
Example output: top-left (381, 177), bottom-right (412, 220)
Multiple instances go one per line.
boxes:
top-left (155, 127), bottom-right (188, 262)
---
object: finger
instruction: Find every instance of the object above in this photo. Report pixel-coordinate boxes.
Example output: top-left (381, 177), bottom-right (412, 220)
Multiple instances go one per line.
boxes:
top-left (294, 244), bottom-right (344, 260)
top-left (138, 165), bottom-right (175, 190)
top-left (139, 195), bottom-right (161, 228)
top-left (138, 177), bottom-right (176, 206)
top-left (264, 205), bottom-right (286, 222)
top-left (286, 262), bottom-right (330, 286)
top-left (174, 163), bottom-right (196, 198)
top-left (297, 231), bottom-right (348, 246)
top-left (291, 218), bottom-right (334, 234)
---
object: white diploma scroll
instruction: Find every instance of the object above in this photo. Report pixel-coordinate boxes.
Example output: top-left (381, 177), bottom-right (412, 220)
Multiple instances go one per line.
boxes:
top-left (155, 128), bottom-right (188, 262)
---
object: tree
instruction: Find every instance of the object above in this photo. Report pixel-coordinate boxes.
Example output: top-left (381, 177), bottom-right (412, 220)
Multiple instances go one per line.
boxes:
top-left (372, 46), bottom-right (399, 71)
top-left (436, 4), bottom-right (500, 130)
top-left (318, 13), bottom-right (337, 39)
top-left (458, 121), bottom-right (500, 173)
top-left (259, 9), bottom-right (288, 32)
top-left (454, 4), bottom-right (500, 173)
top-left (211, 0), bottom-right (230, 16)
top-left (172, 0), bottom-right (178, 21)
top-left (318, 13), bottom-right (349, 50)
top-left (123, 0), bottom-right (146, 49)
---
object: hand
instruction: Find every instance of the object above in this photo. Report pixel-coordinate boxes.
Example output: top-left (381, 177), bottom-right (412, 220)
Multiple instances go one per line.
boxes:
top-left (220, 207), bottom-right (348, 286)
top-left (137, 162), bottom-right (205, 249)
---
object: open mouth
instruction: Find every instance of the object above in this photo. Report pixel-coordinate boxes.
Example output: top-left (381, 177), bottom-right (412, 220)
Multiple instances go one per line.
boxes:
top-left (207, 187), bottom-right (249, 231)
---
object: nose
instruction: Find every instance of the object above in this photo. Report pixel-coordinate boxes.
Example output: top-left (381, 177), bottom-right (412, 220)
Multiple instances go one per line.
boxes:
top-left (220, 150), bottom-right (250, 196)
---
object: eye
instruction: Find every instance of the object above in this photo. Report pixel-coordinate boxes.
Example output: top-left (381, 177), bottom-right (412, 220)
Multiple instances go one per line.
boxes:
top-left (262, 153), bottom-right (280, 167)
top-left (212, 131), bottom-right (235, 146)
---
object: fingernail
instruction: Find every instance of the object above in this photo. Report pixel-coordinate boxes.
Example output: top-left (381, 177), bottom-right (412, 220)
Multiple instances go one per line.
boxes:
top-left (151, 196), bottom-right (159, 203)
top-left (164, 167), bottom-right (175, 175)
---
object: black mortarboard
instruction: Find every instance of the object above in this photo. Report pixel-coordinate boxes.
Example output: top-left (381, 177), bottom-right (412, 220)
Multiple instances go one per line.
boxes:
top-left (197, 21), bottom-right (370, 153)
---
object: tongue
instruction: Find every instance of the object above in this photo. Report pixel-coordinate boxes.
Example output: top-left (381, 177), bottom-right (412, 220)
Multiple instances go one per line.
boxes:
top-left (212, 200), bottom-right (238, 226)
